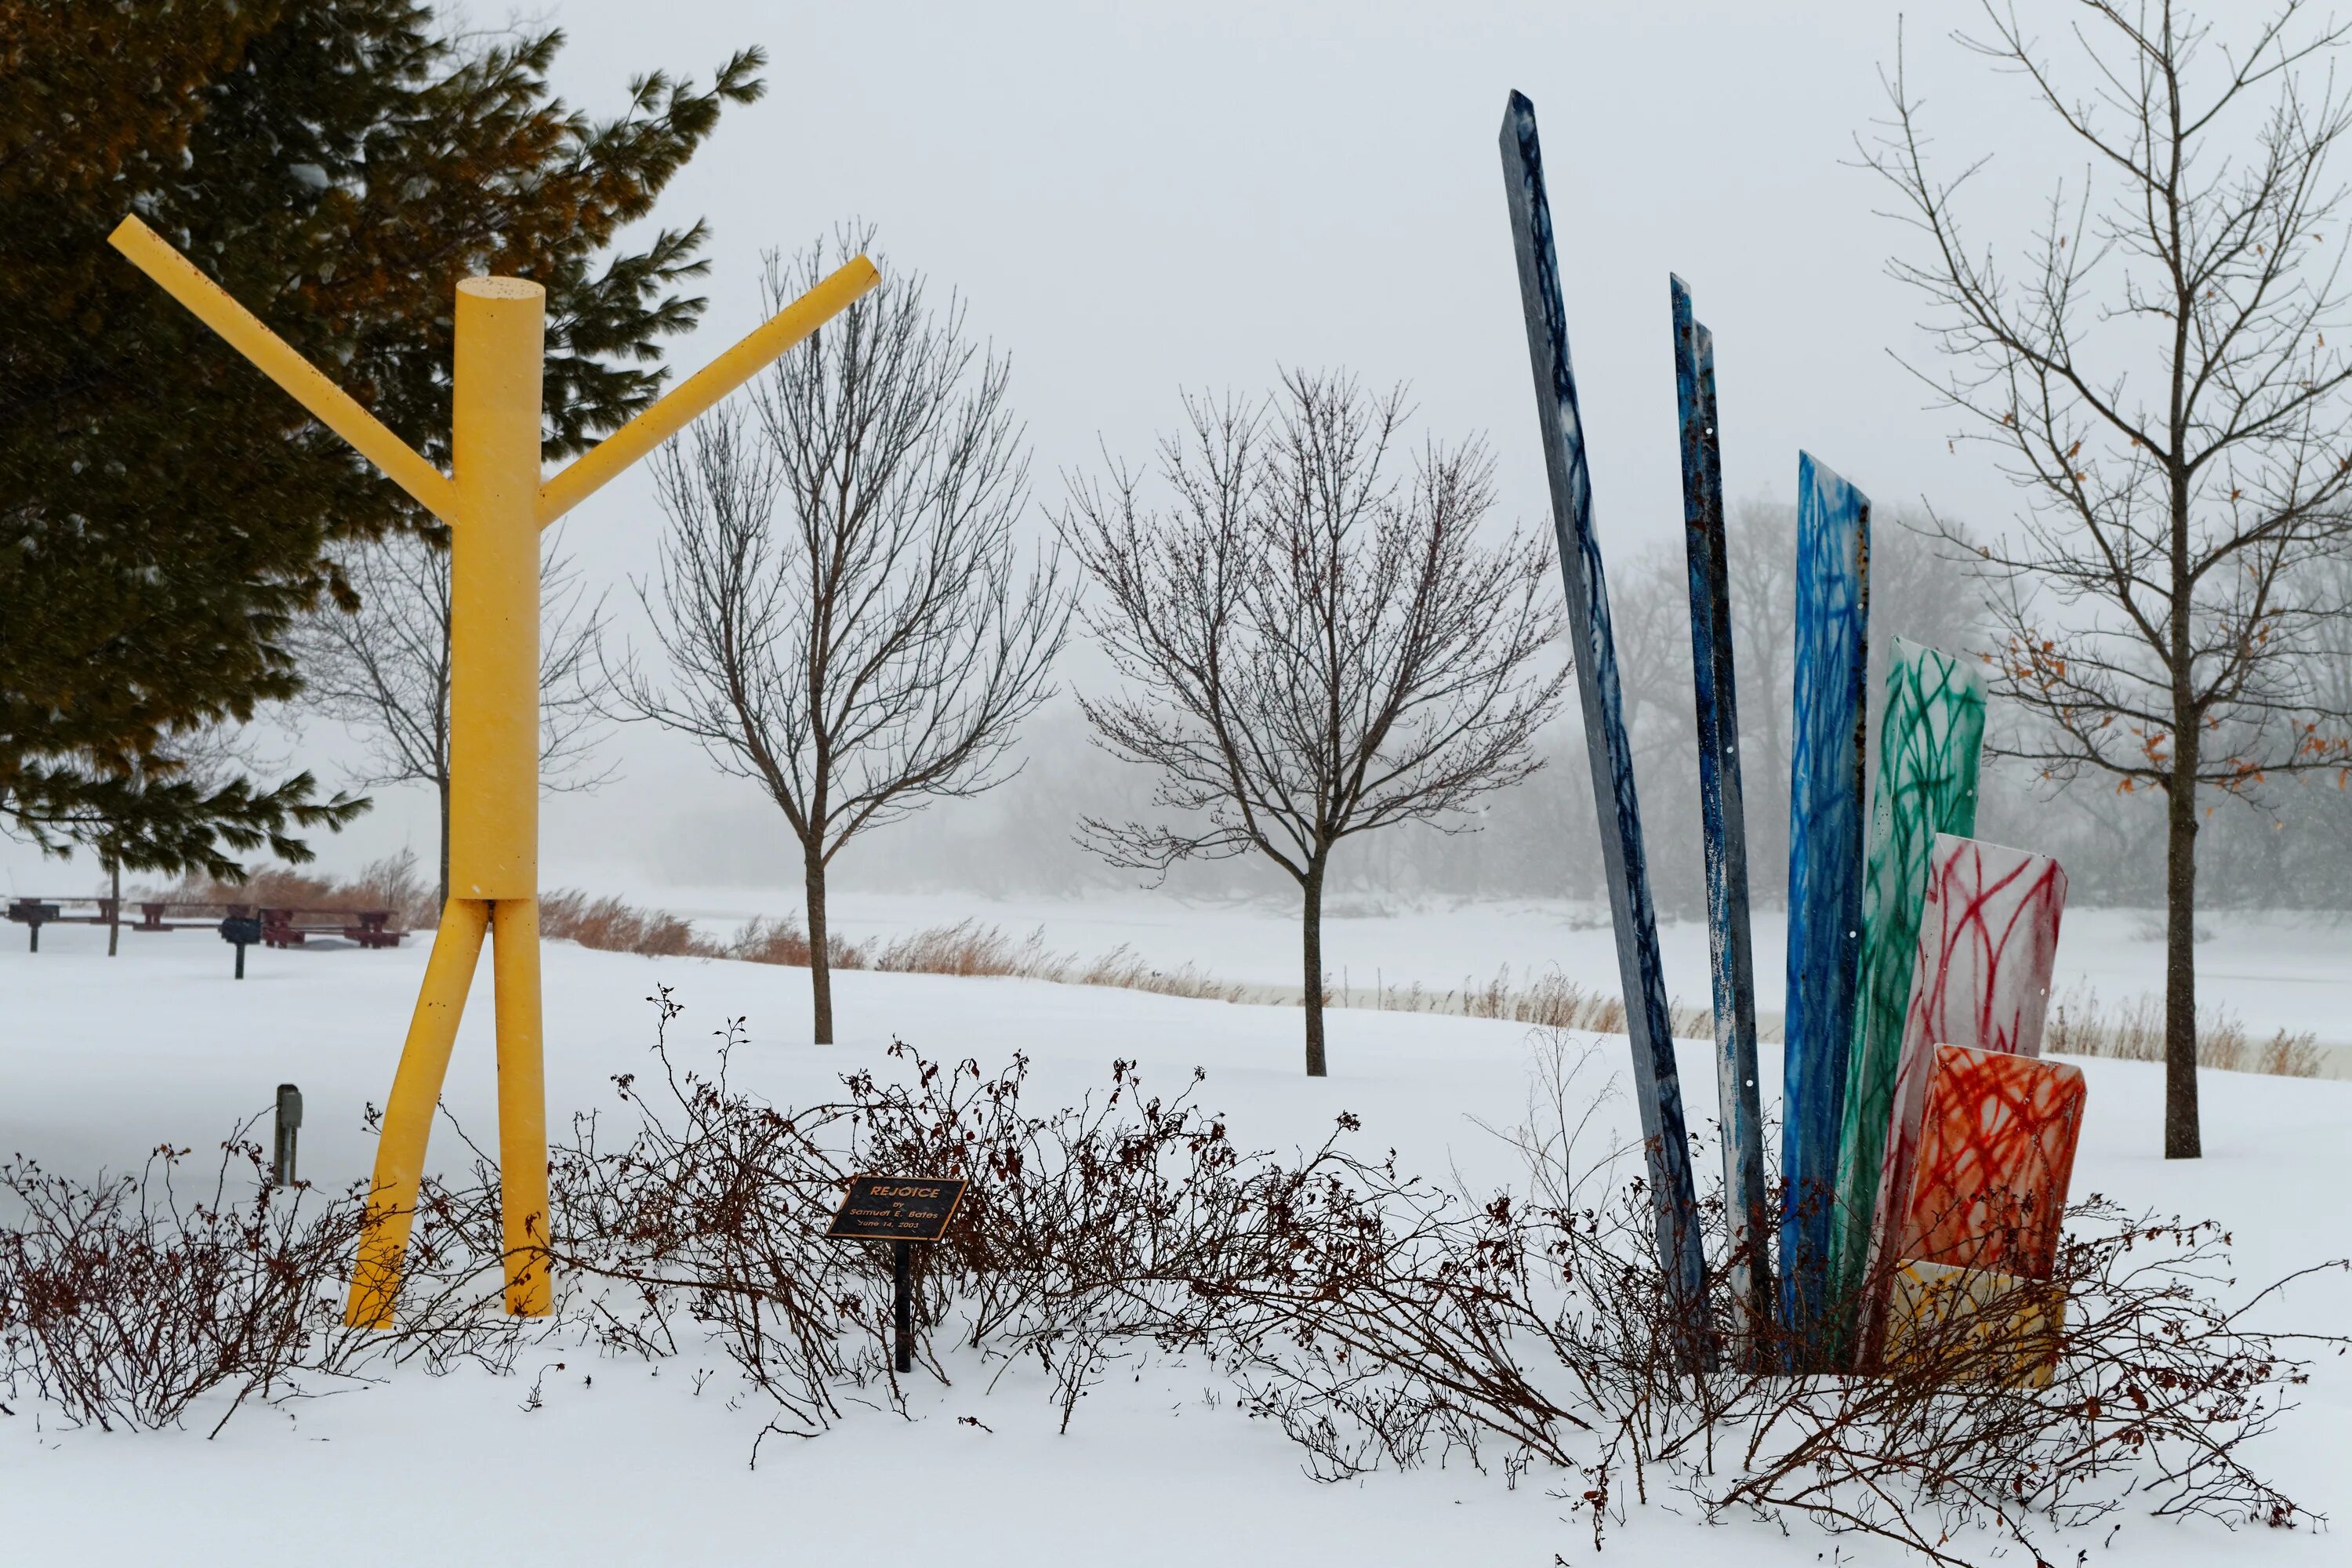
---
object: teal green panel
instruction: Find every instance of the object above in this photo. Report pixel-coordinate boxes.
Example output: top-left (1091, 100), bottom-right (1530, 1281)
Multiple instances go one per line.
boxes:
top-left (1827, 636), bottom-right (1985, 1345)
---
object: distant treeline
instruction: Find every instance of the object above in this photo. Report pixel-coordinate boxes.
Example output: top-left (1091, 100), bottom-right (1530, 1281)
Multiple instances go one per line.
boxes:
top-left (826, 500), bottom-right (2352, 916)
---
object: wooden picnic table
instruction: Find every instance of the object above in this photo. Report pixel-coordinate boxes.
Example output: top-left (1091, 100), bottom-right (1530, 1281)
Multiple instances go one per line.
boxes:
top-left (5, 895), bottom-right (408, 952)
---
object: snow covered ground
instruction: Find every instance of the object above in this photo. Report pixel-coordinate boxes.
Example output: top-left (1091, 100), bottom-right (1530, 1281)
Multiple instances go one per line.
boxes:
top-left (2, 916), bottom-right (2348, 1564)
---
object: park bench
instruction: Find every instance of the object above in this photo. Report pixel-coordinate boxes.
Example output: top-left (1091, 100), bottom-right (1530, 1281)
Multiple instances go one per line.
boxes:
top-left (257, 906), bottom-right (404, 949)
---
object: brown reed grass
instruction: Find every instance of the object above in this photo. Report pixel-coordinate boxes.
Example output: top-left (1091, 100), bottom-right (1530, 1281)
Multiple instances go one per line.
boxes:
top-left (1356, 964), bottom-right (1719, 1040)
top-left (2045, 983), bottom-right (2325, 1078)
top-left (147, 851), bottom-right (441, 931)
top-left (137, 868), bottom-right (2336, 1080)
top-left (525, 898), bottom-right (1246, 1004)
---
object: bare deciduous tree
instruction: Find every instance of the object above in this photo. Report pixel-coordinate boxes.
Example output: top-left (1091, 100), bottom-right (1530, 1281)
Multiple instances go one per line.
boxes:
top-left (619, 233), bottom-right (1070, 1044)
top-left (1866, 1), bottom-right (2352, 1156)
top-left (1062, 372), bottom-right (1570, 1076)
top-left (300, 528), bottom-right (612, 905)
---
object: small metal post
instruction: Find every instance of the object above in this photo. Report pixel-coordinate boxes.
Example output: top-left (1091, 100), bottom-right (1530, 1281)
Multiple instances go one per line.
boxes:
top-left (220, 913), bottom-right (260, 978)
top-left (893, 1239), bottom-right (913, 1374)
top-left (27, 920), bottom-right (38, 953)
top-left (273, 1083), bottom-right (303, 1186)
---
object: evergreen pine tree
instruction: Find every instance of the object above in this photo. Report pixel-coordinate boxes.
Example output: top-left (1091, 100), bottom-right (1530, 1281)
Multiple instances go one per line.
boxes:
top-left (1, 0), bottom-right (763, 877)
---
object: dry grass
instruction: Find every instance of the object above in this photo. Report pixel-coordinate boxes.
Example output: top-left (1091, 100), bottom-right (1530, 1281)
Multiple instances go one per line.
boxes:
top-left (870, 918), bottom-right (1044, 976)
top-left (146, 851), bottom-right (440, 930)
top-left (725, 914), bottom-right (868, 970)
top-left (538, 891), bottom-right (717, 958)
top-left (528, 898), bottom-right (1243, 1004)
top-left (868, 917), bottom-right (1243, 1000)
top-left (2045, 984), bottom-right (2326, 1078)
top-left (136, 872), bottom-right (2335, 1080)
top-left (1359, 964), bottom-right (1719, 1040)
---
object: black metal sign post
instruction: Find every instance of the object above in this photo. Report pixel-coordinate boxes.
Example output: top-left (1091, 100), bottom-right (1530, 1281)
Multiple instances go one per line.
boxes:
top-left (893, 1239), bottom-right (913, 1370)
top-left (9, 900), bottom-right (59, 953)
top-left (825, 1174), bottom-right (967, 1374)
top-left (219, 913), bottom-right (262, 979)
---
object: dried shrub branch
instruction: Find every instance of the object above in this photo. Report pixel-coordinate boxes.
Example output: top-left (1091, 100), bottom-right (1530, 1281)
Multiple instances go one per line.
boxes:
top-left (4, 1001), bottom-right (2336, 1568)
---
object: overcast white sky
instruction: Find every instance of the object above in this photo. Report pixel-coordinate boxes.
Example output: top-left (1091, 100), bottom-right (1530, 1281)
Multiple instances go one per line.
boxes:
top-left (11, 1), bottom-right (2089, 896)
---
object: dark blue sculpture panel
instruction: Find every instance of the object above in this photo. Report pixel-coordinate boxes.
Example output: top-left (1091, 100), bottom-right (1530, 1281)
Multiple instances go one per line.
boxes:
top-left (1671, 277), bottom-right (1769, 1335)
top-left (1499, 91), bottom-right (1709, 1327)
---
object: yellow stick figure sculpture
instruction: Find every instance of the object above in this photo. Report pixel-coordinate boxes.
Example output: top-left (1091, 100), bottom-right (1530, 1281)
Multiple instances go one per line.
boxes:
top-left (108, 216), bottom-right (878, 1326)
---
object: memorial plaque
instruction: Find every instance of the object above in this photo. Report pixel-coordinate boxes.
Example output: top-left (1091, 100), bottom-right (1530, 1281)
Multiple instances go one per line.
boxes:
top-left (825, 1174), bottom-right (967, 1243)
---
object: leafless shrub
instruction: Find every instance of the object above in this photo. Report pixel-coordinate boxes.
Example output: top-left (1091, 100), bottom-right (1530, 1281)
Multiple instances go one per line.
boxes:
top-left (1, 1112), bottom-right (599, 1438)
top-left (541, 994), bottom-right (898, 1454)
top-left (1199, 1035), bottom-right (2342, 1563)
top-left (839, 1042), bottom-right (1285, 1427)
top-left (1696, 1203), bottom-right (2340, 1562)
top-left (0, 1134), bottom-right (360, 1433)
top-left (533, 1004), bottom-right (2333, 1560)
top-left (9, 995), bottom-right (2331, 1565)
top-left (535, 992), bottom-right (1272, 1442)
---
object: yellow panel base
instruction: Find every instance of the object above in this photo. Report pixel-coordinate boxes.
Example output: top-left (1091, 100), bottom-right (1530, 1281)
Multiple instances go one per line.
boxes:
top-left (1884, 1258), bottom-right (2065, 1388)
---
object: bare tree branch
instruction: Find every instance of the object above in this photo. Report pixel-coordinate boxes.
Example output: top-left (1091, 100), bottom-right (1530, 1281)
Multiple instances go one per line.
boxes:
top-left (1860, 0), bottom-right (2352, 1157)
top-left (1061, 370), bottom-right (1570, 1076)
top-left (614, 227), bottom-right (1072, 1043)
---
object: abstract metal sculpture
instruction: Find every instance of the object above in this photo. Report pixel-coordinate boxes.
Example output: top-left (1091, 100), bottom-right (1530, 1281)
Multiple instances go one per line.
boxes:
top-left (1857, 835), bottom-right (2068, 1363)
top-left (108, 216), bottom-right (877, 1325)
top-left (1500, 92), bottom-right (1708, 1324)
top-left (1782, 452), bottom-right (1869, 1353)
top-left (1671, 276), bottom-right (1769, 1332)
top-left (1897, 1044), bottom-right (2085, 1281)
top-left (1883, 1258), bottom-right (2066, 1388)
top-left (1828, 639), bottom-right (1985, 1324)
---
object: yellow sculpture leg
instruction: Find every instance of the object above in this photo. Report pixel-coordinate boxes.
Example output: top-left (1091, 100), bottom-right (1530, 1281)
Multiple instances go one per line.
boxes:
top-left (492, 899), bottom-right (551, 1316)
top-left (346, 898), bottom-right (490, 1329)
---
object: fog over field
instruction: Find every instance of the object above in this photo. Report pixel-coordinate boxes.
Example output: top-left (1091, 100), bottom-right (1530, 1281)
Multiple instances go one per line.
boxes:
top-left (9, 0), bottom-right (2350, 924)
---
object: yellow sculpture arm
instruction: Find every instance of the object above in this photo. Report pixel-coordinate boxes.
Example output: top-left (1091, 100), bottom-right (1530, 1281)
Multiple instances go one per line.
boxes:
top-left (107, 216), bottom-right (464, 527)
top-left (535, 255), bottom-right (880, 528)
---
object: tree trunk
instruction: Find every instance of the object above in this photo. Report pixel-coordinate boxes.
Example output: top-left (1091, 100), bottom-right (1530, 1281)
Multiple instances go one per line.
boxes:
top-left (106, 855), bottom-right (121, 957)
top-left (1302, 853), bottom-right (1328, 1077)
top-left (436, 774), bottom-right (452, 908)
top-left (806, 847), bottom-right (834, 1045)
top-left (2162, 728), bottom-right (2201, 1159)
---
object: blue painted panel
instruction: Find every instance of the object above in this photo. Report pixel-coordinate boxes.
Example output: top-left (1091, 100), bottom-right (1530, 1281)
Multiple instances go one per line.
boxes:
top-left (1782, 451), bottom-right (1870, 1358)
top-left (1671, 278), bottom-right (1769, 1335)
top-left (1500, 91), bottom-right (1710, 1329)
